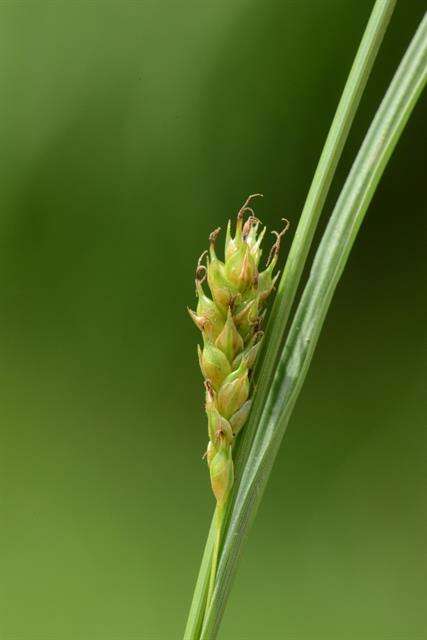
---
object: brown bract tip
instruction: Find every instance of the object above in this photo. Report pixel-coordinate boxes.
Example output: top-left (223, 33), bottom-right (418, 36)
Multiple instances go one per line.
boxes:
top-left (242, 215), bottom-right (261, 240)
top-left (266, 218), bottom-right (290, 266)
top-left (195, 250), bottom-right (208, 283)
top-left (237, 193), bottom-right (263, 219)
top-left (209, 227), bottom-right (221, 245)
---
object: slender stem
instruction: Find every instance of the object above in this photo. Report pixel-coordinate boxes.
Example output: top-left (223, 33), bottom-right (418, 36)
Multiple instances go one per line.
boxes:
top-left (201, 15), bottom-right (427, 639)
top-left (183, 524), bottom-right (215, 640)
top-left (206, 505), bottom-right (225, 611)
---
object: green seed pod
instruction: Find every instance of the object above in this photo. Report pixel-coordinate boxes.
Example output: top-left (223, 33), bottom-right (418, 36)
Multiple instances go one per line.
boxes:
top-left (207, 256), bottom-right (234, 311)
top-left (198, 343), bottom-right (231, 391)
top-left (229, 399), bottom-right (252, 436)
top-left (195, 281), bottom-right (225, 341)
top-left (217, 364), bottom-right (249, 419)
top-left (189, 195), bottom-right (289, 507)
top-left (244, 339), bottom-right (263, 369)
top-left (225, 245), bottom-right (256, 292)
top-left (209, 441), bottom-right (234, 507)
top-left (233, 298), bottom-right (259, 342)
top-left (217, 357), bottom-right (246, 386)
top-left (232, 334), bottom-right (263, 370)
top-left (215, 308), bottom-right (243, 364)
top-left (206, 402), bottom-right (233, 445)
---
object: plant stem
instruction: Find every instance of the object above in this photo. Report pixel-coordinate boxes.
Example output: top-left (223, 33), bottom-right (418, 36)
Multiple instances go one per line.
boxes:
top-left (183, 524), bottom-right (214, 640)
top-left (201, 14), bottom-right (427, 639)
top-left (206, 505), bottom-right (225, 612)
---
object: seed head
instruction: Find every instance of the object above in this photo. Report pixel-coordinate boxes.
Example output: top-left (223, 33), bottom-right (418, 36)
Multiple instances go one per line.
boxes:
top-left (189, 195), bottom-right (289, 507)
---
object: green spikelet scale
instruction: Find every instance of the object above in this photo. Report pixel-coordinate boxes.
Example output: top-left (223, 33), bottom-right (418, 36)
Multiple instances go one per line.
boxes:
top-left (188, 194), bottom-right (288, 507)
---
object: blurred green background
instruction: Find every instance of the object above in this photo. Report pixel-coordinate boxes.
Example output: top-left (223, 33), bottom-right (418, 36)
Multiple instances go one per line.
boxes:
top-left (1, 1), bottom-right (426, 638)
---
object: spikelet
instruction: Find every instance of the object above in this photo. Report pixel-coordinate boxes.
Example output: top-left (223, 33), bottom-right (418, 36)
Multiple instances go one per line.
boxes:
top-left (188, 194), bottom-right (289, 507)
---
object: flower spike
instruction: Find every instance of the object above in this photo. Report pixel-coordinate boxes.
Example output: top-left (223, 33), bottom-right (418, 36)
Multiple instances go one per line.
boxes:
top-left (188, 194), bottom-right (289, 602)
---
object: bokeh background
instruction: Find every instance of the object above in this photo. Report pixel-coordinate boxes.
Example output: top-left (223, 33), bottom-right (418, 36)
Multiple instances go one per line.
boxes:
top-left (1, 1), bottom-right (426, 638)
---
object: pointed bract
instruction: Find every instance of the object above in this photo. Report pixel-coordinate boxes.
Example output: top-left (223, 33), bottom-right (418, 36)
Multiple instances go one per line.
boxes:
top-left (198, 343), bottom-right (231, 391)
top-left (217, 365), bottom-right (249, 419)
top-left (195, 281), bottom-right (224, 341)
top-left (209, 442), bottom-right (234, 507)
top-left (229, 399), bottom-right (252, 436)
top-left (207, 256), bottom-right (235, 311)
top-left (215, 308), bottom-right (244, 363)
top-left (206, 402), bottom-right (233, 445)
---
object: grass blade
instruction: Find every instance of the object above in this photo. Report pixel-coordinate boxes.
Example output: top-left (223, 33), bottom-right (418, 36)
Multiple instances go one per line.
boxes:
top-left (183, 525), bottom-right (215, 639)
top-left (201, 13), bottom-right (427, 639)
top-left (235, 0), bottom-right (396, 479)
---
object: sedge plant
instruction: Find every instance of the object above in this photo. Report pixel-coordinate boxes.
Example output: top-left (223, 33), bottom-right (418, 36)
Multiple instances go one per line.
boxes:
top-left (185, 2), bottom-right (426, 638)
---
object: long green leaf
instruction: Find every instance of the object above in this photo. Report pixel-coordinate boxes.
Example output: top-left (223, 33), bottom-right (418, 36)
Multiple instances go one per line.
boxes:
top-left (183, 2), bottom-right (396, 637)
top-left (235, 0), bottom-right (396, 482)
top-left (201, 13), bottom-right (427, 639)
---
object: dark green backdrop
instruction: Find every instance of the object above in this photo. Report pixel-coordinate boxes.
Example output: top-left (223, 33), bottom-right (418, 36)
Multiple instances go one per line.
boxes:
top-left (1, 1), bottom-right (425, 639)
